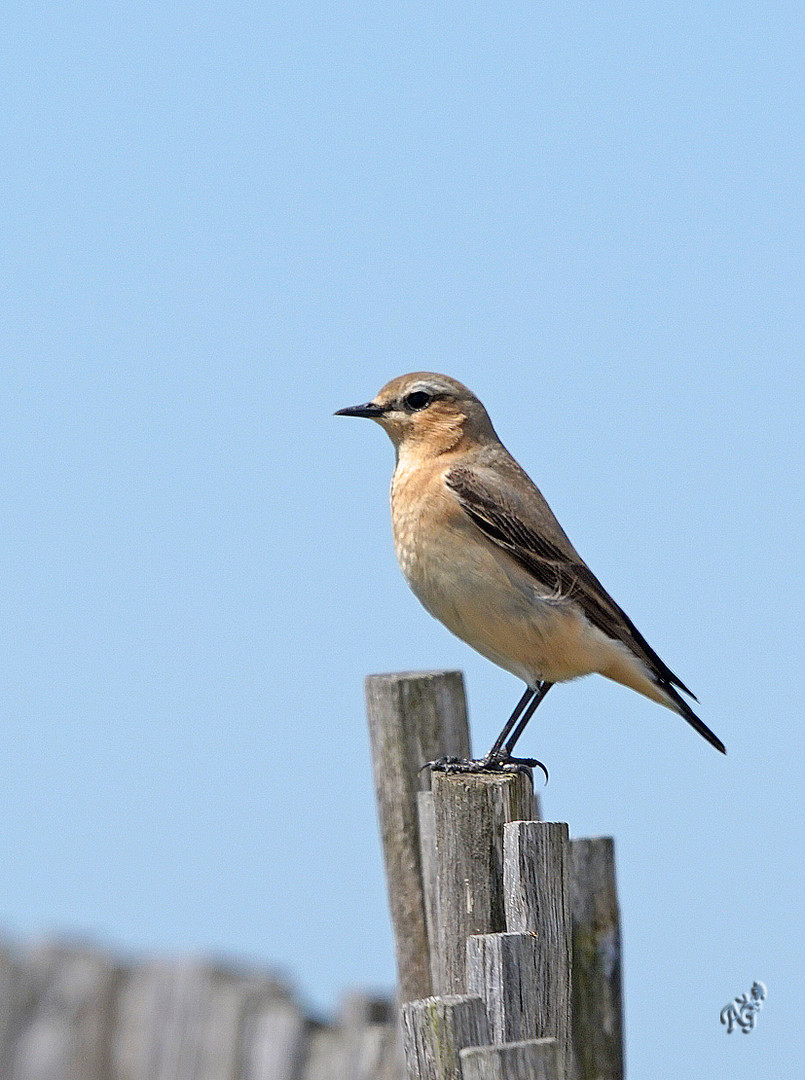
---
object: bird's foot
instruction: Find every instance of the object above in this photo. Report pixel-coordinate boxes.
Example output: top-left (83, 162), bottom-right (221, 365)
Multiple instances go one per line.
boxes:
top-left (485, 751), bottom-right (550, 784)
top-left (421, 753), bottom-right (549, 783)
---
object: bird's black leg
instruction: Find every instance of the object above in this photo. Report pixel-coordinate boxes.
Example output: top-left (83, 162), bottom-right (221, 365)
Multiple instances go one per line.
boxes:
top-left (504, 681), bottom-right (553, 756)
top-left (424, 682), bottom-right (553, 782)
top-left (486, 684), bottom-right (538, 759)
top-left (421, 684), bottom-right (535, 775)
top-left (474, 681), bottom-right (553, 783)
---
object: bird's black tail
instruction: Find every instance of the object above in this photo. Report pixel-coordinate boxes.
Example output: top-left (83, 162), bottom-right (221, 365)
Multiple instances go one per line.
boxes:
top-left (663, 683), bottom-right (726, 754)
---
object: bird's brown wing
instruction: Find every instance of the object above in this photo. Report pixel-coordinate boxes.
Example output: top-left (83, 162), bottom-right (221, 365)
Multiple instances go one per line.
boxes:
top-left (444, 464), bottom-right (696, 700)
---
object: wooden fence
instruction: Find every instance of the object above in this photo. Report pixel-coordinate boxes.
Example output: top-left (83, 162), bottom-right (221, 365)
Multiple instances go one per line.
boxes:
top-left (366, 671), bottom-right (624, 1080)
top-left (0, 669), bottom-right (623, 1079)
top-left (0, 942), bottom-right (401, 1080)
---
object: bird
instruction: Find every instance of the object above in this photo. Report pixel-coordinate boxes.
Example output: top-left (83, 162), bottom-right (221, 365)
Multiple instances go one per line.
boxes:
top-left (336, 372), bottom-right (726, 772)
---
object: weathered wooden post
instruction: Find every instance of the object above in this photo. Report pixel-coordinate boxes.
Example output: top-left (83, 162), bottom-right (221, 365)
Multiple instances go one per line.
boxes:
top-left (365, 669), bottom-right (624, 1080)
top-left (502, 820), bottom-right (572, 1074)
top-left (403, 765), bottom-right (577, 1080)
top-left (365, 671), bottom-right (471, 1004)
top-left (466, 932), bottom-right (546, 1043)
top-left (460, 1038), bottom-right (560, 1080)
top-left (1, 942), bottom-right (121, 1080)
top-left (569, 838), bottom-right (624, 1080)
top-left (430, 771), bottom-right (534, 996)
top-left (400, 996), bottom-right (490, 1080)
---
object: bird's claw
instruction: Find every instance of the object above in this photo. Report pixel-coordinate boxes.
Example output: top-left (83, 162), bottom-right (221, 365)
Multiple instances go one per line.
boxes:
top-left (418, 755), bottom-right (462, 774)
top-left (486, 752), bottom-right (549, 784)
top-left (421, 754), bottom-right (549, 784)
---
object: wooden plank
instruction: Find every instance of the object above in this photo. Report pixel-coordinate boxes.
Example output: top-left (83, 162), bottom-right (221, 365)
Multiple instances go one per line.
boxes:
top-left (466, 933), bottom-right (540, 1043)
top-left (111, 959), bottom-right (289, 1080)
top-left (400, 995), bottom-right (490, 1080)
top-left (300, 1015), bottom-right (403, 1080)
top-left (375, 1023), bottom-right (405, 1080)
top-left (431, 771), bottom-right (534, 995)
top-left (299, 1025), bottom-right (348, 1080)
top-left (349, 1023), bottom-right (398, 1080)
top-left (415, 791), bottom-right (439, 990)
top-left (6, 941), bottom-right (121, 1080)
top-left (0, 941), bottom-right (405, 1080)
top-left (503, 821), bottom-right (572, 1074)
top-left (0, 940), bottom-right (23, 1078)
top-left (459, 1038), bottom-right (560, 1080)
top-left (240, 997), bottom-right (307, 1080)
top-left (365, 671), bottom-right (472, 1003)
top-left (337, 992), bottom-right (396, 1080)
top-left (569, 838), bottom-right (624, 1080)
top-left (336, 989), bottom-right (392, 1032)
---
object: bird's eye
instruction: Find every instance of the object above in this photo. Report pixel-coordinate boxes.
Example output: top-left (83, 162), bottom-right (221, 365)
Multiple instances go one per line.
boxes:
top-left (404, 390), bottom-right (433, 411)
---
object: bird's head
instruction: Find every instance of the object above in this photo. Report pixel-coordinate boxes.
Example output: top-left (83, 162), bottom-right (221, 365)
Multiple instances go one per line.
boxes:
top-left (335, 372), bottom-right (496, 457)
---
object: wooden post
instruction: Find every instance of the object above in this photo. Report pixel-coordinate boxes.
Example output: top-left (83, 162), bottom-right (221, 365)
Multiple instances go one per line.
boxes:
top-left (416, 791), bottom-right (440, 990)
top-left (503, 821), bottom-right (572, 1074)
top-left (569, 838), bottom-right (624, 1080)
top-left (299, 1025), bottom-right (349, 1080)
top-left (400, 995), bottom-right (490, 1080)
top-left (5, 942), bottom-right (122, 1080)
top-left (466, 932), bottom-right (543, 1043)
top-left (365, 671), bottom-right (472, 1003)
top-left (431, 771), bottom-right (534, 995)
top-left (112, 960), bottom-right (292, 1080)
top-left (459, 1038), bottom-right (560, 1080)
top-left (241, 998), bottom-right (308, 1080)
top-left (337, 991), bottom-right (398, 1080)
top-left (0, 942), bottom-right (21, 1079)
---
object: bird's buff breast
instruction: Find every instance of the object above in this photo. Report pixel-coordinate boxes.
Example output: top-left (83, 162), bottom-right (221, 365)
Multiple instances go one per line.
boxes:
top-left (390, 462), bottom-right (487, 606)
top-left (390, 464), bottom-right (553, 682)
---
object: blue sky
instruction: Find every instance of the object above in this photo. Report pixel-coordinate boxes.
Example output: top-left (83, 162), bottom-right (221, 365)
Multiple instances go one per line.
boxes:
top-left (1, 3), bottom-right (803, 1075)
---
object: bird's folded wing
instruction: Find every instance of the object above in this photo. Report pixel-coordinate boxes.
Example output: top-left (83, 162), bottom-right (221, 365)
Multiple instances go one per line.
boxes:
top-left (444, 464), bottom-right (695, 699)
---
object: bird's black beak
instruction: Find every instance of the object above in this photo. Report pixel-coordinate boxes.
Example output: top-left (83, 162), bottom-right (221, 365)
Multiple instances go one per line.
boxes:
top-left (334, 401), bottom-right (386, 419)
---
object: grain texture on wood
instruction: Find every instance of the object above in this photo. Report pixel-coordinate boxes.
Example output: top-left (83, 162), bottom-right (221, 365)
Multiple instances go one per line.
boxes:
top-left (365, 671), bottom-right (471, 1003)
top-left (416, 791), bottom-right (439, 990)
top-left (569, 837), bottom-right (624, 1080)
top-left (400, 995), bottom-right (490, 1080)
top-left (466, 933), bottom-right (541, 1044)
top-left (503, 821), bottom-right (572, 1073)
top-left (459, 1038), bottom-right (560, 1080)
top-left (431, 771), bottom-right (534, 995)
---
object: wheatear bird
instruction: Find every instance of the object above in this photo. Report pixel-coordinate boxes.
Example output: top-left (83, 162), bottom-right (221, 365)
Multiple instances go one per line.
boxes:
top-left (337, 373), bottom-right (726, 770)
